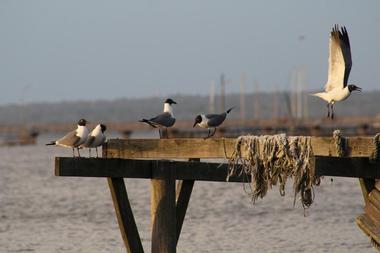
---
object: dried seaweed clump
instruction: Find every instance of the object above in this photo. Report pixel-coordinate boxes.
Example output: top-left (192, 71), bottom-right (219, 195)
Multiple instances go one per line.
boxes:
top-left (227, 134), bottom-right (320, 209)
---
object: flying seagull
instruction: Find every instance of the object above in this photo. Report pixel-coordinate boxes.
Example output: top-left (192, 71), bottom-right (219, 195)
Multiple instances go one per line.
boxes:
top-left (139, 98), bottom-right (176, 138)
top-left (312, 25), bottom-right (361, 119)
top-left (193, 107), bottom-right (234, 139)
top-left (46, 118), bottom-right (89, 157)
top-left (80, 124), bottom-right (107, 157)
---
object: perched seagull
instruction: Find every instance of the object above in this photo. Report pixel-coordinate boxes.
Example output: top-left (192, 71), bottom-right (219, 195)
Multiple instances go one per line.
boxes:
top-left (139, 98), bottom-right (176, 138)
top-left (80, 124), bottom-right (107, 158)
top-left (312, 25), bottom-right (361, 119)
top-left (46, 118), bottom-right (89, 157)
top-left (193, 107), bottom-right (234, 139)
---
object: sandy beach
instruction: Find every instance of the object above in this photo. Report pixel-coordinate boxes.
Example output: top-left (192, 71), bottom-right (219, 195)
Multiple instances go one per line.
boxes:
top-left (0, 135), bottom-right (375, 253)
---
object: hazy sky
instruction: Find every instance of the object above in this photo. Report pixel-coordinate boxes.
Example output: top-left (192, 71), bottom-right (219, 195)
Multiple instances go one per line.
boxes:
top-left (1, 0), bottom-right (379, 104)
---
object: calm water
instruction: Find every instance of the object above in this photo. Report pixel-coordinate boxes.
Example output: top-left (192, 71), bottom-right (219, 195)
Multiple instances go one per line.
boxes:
top-left (0, 133), bottom-right (375, 252)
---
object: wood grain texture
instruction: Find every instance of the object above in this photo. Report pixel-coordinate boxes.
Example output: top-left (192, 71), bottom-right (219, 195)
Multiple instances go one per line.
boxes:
top-left (104, 137), bottom-right (376, 159)
top-left (359, 179), bottom-right (375, 204)
top-left (108, 178), bottom-right (144, 253)
top-left (151, 164), bottom-right (176, 253)
top-left (356, 214), bottom-right (380, 245)
top-left (365, 201), bottom-right (380, 228)
top-left (369, 190), bottom-right (380, 209)
top-left (175, 158), bottom-right (198, 245)
top-left (175, 180), bottom-right (194, 245)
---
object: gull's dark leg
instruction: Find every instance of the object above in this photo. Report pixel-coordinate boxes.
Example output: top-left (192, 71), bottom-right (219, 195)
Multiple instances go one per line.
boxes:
top-left (210, 128), bottom-right (217, 137)
top-left (77, 147), bottom-right (81, 157)
top-left (72, 148), bottom-right (75, 157)
top-left (96, 147), bottom-right (99, 158)
top-left (327, 103), bottom-right (330, 118)
top-left (204, 128), bottom-right (211, 139)
top-left (331, 104), bottom-right (334, 120)
top-left (89, 148), bottom-right (91, 157)
top-left (158, 129), bottom-right (162, 139)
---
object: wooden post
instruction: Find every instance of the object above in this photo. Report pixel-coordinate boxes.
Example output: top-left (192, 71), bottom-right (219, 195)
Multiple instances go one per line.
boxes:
top-left (175, 158), bottom-right (199, 245)
top-left (359, 178), bottom-right (376, 204)
top-left (151, 163), bottom-right (176, 253)
top-left (108, 178), bottom-right (144, 253)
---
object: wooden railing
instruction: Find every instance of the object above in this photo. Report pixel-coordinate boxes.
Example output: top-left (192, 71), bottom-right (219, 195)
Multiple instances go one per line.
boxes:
top-left (54, 137), bottom-right (380, 252)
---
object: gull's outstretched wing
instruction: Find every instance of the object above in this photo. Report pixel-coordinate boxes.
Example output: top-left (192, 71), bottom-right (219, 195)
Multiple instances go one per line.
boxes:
top-left (325, 25), bottom-right (352, 92)
top-left (339, 26), bottom-right (352, 86)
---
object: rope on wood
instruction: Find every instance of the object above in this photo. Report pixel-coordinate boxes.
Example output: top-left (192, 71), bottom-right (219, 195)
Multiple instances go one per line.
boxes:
top-left (227, 134), bottom-right (320, 209)
top-left (332, 130), bottom-right (346, 157)
top-left (370, 133), bottom-right (380, 162)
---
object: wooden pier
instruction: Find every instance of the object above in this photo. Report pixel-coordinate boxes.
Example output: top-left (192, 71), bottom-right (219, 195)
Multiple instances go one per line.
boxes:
top-left (55, 137), bottom-right (380, 252)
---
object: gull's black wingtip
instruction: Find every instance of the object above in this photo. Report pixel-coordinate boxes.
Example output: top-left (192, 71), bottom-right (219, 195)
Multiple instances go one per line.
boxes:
top-left (226, 107), bottom-right (235, 114)
top-left (139, 119), bottom-right (157, 128)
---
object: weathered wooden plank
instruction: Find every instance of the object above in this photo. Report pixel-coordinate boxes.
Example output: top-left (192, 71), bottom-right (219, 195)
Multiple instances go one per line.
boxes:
top-left (104, 137), bottom-right (376, 159)
top-left (315, 157), bottom-right (380, 178)
top-left (369, 190), bottom-right (380, 210)
top-left (108, 178), bottom-right (144, 253)
top-left (56, 157), bottom-right (380, 180)
top-left (365, 201), bottom-right (380, 228)
top-left (360, 179), bottom-right (376, 204)
top-left (105, 138), bottom-right (235, 159)
top-left (175, 180), bottom-right (194, 245)
top-left (356, 214), bottom-right (380, 245)
top-left (151, 163), bottom-right (176, 253)
top-left (175, 158), bottom-right (198, 245)
top-left (359, 178), bottom-right (373, 203)
top-left (55, 157), bottom-right (152, 178)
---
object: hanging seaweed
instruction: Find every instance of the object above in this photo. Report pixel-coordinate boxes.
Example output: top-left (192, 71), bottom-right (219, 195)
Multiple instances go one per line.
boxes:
top-left (227, 134), bottom-right (320, 209)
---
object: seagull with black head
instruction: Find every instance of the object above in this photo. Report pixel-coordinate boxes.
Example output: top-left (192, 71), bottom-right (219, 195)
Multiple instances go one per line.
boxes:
top-left (139, 98), bottom-right (177, 138)
top-left (81, 123), bottom-right (107, 157)
top-left (312, 25), bottom-right (362, 119)
top-left (193, 107), bottom-right (234, 139)
top-left (46, 118), bottom-right (89, 157)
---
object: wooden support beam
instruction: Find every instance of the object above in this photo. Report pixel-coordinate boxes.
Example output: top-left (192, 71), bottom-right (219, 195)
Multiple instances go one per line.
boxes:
top-left (315, 157), bottom-right (380, 178)
top-left (359, 179), bottom-right (376, 204)
top-left (369, 190), bottom-right (380, 209)
top-left (175, 158), bottom-right (199, 245)
top-left (56, 157), bottom-right (380, 181)
top-left (108, 178), bottom-right (144, 253)
top-left (151, 163), bottom-right (176, 253)
top-left (365, 201), bottom-right (380, 228)
top-left (175, 180), bottom-right (194, 245)
top-left (356, 214), bottom-right (380, 245)
top-left (55, 157), bottom-right (152, 178)
top-left (104, 137), bottom-right (376, 159)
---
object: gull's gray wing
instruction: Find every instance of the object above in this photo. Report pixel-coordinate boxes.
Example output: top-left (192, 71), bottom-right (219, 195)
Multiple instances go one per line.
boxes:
top-left (82, 135), bottom-right (96, 147)
top-left (56, 130), bottom-right (81, 147)
top-left (149, 112), bottom-right (176, 127)
top-left (205, 112), bottom-right (227, 127)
